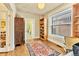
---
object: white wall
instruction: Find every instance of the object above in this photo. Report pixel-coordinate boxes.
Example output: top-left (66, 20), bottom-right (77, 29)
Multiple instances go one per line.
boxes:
top-left (45, 4), bottom-right (72, 17)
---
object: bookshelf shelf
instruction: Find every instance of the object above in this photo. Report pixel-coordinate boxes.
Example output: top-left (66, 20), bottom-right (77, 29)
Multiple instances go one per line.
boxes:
top-left (73, 4), bottom-right (79, 37)
top-left (40, 18), bottom-right (48, 40)
top-left (40, 18), bottom-right (44, 40)
top-left (75, 15), bottom-right (79, 18)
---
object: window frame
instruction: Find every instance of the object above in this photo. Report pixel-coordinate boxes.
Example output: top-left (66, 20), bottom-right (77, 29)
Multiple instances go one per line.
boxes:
top-left (50, 8), bottom-right (72, 37)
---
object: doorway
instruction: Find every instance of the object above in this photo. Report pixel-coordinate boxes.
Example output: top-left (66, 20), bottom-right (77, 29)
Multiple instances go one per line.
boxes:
top-left (25, 19), bottom-right (35, 42)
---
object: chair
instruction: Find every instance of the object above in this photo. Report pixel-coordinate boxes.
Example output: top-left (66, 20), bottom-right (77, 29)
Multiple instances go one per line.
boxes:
top-left (64, 36), bottom-right (79, 50)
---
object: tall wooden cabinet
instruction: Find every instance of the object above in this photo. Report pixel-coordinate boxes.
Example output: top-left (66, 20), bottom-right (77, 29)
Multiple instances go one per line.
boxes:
top-left (73, 4), bottom-right (79, 37)
top-left (14, 17), bottom-right (25, 46)
top-left (40, 18), bottom-right (48, 40)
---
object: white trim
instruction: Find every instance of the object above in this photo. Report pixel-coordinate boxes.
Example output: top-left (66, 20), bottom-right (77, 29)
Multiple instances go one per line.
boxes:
top-left (52, 8), bottom-right (71, 17)
top-left (71, 5), bottom-right (73, 37)
top-left (9, 3), bottom-right (16, 13)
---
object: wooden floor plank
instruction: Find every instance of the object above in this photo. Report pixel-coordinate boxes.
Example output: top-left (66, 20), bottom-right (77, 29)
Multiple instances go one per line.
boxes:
top-left (0, 44), bottom-right (30, 56)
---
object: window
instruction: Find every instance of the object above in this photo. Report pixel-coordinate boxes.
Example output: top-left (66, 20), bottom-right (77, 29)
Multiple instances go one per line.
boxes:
top-left (51, 9), bottom-right (71, 36)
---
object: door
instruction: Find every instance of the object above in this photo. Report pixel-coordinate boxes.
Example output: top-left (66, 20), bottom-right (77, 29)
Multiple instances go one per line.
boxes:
top-left (14, 17), bottom-right (25, 46)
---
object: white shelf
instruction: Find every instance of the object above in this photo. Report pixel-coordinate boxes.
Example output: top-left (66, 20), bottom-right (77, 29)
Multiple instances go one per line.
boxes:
top-left (75, 23), bottom-right (79, 25)
top-left (53, 23), bottom-right (71, 25)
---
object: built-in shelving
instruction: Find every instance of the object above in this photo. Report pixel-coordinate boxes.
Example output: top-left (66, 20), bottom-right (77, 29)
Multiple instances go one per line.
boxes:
top-left (73, 4), bottom-right (79, 37)
top-left (40, 18), bottom-right (48, 40)
top-left (40, 18), bottom-right (44, 40)
top-left (0, 17), bottom-right (6, 48)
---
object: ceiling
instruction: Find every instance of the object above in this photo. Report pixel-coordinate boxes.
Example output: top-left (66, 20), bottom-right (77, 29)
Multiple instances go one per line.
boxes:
top-left (15, 3), bottom-right (62, 15)
top-left (0, 4), bottom-right (8, 11)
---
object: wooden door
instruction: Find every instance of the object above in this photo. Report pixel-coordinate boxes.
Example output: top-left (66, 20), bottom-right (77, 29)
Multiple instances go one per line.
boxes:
top-left (14, 17), bottom-right (25, 46)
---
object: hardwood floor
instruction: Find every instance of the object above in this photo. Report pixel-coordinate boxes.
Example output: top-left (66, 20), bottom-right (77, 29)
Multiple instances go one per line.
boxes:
top-left (0, 39), bottom-right (65, 56)
top-left (41, 40), bottom-right (66, 55)
top-left (0, 44), bottom-right (30, 56)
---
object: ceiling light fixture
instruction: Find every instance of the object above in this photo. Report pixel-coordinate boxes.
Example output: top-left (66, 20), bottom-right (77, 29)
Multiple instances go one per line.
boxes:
top-left (37, 3), bottom-right (45, 10)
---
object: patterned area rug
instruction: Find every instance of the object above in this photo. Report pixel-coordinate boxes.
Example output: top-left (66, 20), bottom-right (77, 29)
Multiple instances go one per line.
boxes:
top-left (26, 40), bottom-right (61, 56)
